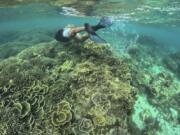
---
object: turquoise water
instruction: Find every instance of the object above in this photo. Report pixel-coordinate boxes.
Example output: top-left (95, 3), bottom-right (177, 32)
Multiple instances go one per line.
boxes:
top-left (0, 2), bottom-right (180, 135)
top-left (1, 3), bottom-right (180, 52)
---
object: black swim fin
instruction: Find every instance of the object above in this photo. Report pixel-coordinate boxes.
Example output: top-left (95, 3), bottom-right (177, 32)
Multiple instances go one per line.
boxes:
top-left (85, 23), bottom-right (96, 34)
top-left (98, 17), bottom-right (113, 27)
top-left (89, 33), bottom-right (107, 43)
top-left (85, 23), bottom-right (107, 43)
top-left (92, 17), bottom-right (113, 31)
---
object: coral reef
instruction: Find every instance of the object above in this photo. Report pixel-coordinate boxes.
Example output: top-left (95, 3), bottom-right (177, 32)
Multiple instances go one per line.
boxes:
top-left (0, 29), bottom-right (54, 59)
top-left (0, 40), bottom-right (136, 135)
top-left (128, 42), bottom-right (180, 135)
top-left (50, 100), bottom-right (72, 126)
top-left (163, 51), bottom-right (180, 79)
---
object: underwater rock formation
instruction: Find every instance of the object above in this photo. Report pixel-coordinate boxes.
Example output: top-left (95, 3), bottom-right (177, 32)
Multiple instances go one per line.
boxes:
top-left (163, 51), bottom-right (180, 78)
top-left (128, 42), bottom-right (180, 135)
top-left (137, 35), bottom-right (159, 46)
top-left (0, 40), bottom-right (136, 135)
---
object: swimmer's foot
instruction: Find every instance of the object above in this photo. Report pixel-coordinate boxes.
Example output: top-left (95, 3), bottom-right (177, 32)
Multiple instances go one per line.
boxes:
top-left (84, 23), bottom-right (107, 43)
top-left (99, 17), bottom-right (113, 27)
top-left (92, 17), bottom-right (113, 31)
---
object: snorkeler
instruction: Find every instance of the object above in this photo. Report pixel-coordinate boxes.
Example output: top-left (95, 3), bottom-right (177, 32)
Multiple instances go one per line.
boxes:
top-left (55, 17), bottom-right (113, 43)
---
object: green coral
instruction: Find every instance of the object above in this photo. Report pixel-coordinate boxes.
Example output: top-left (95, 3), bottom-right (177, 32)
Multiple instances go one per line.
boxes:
top-left (93, 115), bottom-right (107, 127)
top-left (12, 101), bottom-right (36, 130)
top-left (59, 60), bottom-right (74, 72)
top-left (51, 111), bottom-right (72, 126)
top-left (91, 92), bottom-right (111, 113)
top-left (13, 101), bottom-right (31, 118)
top-left (51, 100), bottom-right (72, 126)
top-left (0, 41), bottom-right (136, 135)
top-left (0, 124), bottom-right (8, 135)
top-left (20, 101), bottom-right (31, 118)
top-left (79, 118), bottom-right (94, 133)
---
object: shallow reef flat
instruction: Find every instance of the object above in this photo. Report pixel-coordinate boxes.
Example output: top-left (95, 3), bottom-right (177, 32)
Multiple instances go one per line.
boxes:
top-left (0, 26), bottom-right (180, 135)
top-left (163, 51), bottom-right (180, 79)
top-left (0, 37), bottom-right (179, 135)
top-left (126, 41), bottom-right (180, 135)
top-left (0, 40), bottom-right (137, 135)
top-left (0, 29), bottom-right (54, 59)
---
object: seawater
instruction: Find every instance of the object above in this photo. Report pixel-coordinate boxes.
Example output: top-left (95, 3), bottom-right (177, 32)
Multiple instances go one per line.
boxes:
top-left (1, 3), bottom-right (180, 52)
top-left (0, 2), bottom-right (180, 135)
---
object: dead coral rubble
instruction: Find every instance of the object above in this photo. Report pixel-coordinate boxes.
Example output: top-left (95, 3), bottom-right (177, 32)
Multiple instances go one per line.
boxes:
top-left (0, 40), bottom-right (136, 135)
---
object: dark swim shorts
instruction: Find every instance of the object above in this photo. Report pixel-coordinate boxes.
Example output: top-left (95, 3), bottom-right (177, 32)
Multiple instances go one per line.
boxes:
top-left (55, 28), bottom-right (71, 42)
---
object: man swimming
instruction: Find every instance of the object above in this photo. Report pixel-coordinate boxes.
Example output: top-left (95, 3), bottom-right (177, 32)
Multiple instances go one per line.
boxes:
top-left (55, 17), bottom-right (113, 43)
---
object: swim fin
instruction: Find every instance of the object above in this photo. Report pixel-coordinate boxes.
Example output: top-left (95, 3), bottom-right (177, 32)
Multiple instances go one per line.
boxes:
top-left (85, 23), bottom-right (107, 43)
top-left (91, 17), bottom-right (113, 31)
top-left (98, 17), bottom-right (113, 27)
top-left (85, 23), bottom-right (96, 35)
top-left (89, 33), bottom-right (107, 43)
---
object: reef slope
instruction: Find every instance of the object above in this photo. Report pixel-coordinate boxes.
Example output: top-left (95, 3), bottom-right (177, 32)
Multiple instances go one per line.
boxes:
top-left (0, 41), bottom-right (136, 135)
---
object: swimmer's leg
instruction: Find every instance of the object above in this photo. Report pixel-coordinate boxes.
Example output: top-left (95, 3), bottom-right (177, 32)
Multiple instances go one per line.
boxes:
top-left (74, 33), bottom-right (89, 42)
top-left (70, 26), bottom-right (86, 36)
top-left (84, 17), bottom-right (113, 35)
